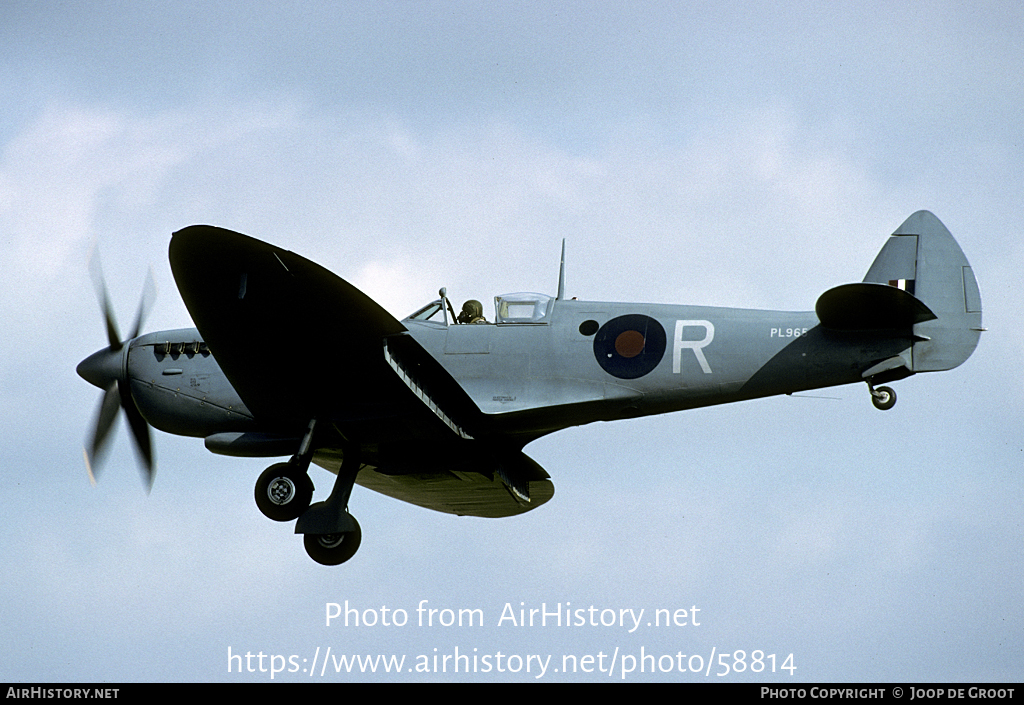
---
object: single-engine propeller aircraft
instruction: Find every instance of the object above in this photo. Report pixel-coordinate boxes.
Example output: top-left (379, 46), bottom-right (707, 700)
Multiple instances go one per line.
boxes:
top-left (77, 211), bottom-right (983, 565)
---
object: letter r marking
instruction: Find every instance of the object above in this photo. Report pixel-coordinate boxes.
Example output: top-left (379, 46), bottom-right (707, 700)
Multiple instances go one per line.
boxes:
top-left (673, 320), bottom-right (714, 374)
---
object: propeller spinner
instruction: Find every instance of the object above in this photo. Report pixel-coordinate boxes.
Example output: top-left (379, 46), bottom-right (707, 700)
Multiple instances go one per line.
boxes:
top-left (77, 265), bottom-right (157, 489)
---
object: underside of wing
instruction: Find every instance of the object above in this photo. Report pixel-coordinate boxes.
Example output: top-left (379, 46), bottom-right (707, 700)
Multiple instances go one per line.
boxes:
top-left (312, 448), bottom-right (554, 518)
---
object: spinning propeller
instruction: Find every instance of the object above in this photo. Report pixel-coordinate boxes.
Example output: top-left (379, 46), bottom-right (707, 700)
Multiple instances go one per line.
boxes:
top-left (76, 262), bottom-right (157, 489)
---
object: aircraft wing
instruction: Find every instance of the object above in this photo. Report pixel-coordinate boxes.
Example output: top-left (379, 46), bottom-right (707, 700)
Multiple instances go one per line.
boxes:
top-left (169, 225), bottom-right (412, 428)
top-left (312, 447), bottom-right (554, 518)
top-left (169, 226), bottom-right (551, 517)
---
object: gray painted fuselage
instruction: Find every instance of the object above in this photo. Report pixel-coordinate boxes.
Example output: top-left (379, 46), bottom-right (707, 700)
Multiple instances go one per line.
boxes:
top-left (125, 299), bottom-right (898, 447)
top-left (403, 300), bottom-right (904, 441)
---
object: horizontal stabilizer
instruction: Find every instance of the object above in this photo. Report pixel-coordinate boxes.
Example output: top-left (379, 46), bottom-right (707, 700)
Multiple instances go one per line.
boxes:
top-left (815, 282), bottom-right (937, 331)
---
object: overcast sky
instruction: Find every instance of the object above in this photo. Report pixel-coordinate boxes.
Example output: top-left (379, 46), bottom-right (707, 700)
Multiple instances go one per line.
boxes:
top-left (2, 0), bottom-right (1022, 683)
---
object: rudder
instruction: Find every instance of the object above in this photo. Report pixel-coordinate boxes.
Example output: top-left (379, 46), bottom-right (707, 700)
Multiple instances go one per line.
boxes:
top-left (863, 211), bottom-right (982, 372)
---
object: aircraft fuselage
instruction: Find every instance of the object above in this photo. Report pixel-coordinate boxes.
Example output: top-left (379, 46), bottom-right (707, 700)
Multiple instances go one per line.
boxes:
top-left (404, 299), bottom-right (909, 441)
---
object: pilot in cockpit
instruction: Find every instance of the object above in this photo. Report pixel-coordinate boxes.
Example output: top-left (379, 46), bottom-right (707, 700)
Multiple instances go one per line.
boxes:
top-left (457, 299), bottom-right (487, 324)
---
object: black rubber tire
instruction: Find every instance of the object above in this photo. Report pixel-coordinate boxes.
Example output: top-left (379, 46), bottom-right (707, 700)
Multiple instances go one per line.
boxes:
top-left (303, 517), bottom-right (362, 566)
top-left (871, 386), bottom-right (897, 411)
top-left (254, 463), bottom-right (314, 522)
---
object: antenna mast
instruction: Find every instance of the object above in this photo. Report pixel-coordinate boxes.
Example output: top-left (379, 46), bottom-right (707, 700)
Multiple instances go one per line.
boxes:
top-left (556, 239), bottom-right (566, 300)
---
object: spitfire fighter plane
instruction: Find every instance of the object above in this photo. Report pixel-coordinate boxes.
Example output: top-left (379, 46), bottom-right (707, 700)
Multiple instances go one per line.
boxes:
top-left (77, 211), bottom-right (982, 565)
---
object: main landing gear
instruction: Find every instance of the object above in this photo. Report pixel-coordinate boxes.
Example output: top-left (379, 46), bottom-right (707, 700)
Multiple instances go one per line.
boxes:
top-left (868, 383), bottom-right (897, 411)
top-left (253, 420), bottom-right (363, 566)
top-left (294, 442), bottom-right (362, 566)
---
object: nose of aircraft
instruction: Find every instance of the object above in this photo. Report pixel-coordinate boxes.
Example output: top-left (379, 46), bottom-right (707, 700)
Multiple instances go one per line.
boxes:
top-left (77, 346), bottom-right (126, 390)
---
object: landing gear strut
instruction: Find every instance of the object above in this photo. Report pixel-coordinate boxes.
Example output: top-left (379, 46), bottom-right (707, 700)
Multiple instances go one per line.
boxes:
top-left (868, 383), bottom-right (897, 411)
top-left (251, 419), bottom-right (364, 566)
top-left (294, 438), bottom-right (363, 566)
top-left (250, 422), bottom-right (364, 565)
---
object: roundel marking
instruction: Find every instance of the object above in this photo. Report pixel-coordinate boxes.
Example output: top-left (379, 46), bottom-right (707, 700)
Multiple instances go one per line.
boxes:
top-left (593, 314), bottom-right (667, 379)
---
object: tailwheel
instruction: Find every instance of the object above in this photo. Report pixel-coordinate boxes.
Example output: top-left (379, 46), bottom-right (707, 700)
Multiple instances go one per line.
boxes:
top-left (870, 385), bottom-right (897, 411)
top-left (303, 516), bottom-right (361, 566)
top-left (255, 463), bottom-right (314, 522)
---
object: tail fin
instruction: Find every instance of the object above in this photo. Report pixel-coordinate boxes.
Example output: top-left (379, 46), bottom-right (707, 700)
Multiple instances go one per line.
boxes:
top-left (862, 211), bottom-right (983, 372)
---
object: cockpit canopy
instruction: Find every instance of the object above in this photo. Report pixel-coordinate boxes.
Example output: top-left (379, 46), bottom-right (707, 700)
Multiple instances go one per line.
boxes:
top-left (406, 292), bottom-right (553, 325)
top-left (493, 293), bottom-right (553, 323)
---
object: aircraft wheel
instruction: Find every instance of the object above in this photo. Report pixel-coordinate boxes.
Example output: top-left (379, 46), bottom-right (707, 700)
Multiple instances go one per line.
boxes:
top-left (871, 386), bottom-right (897, 411)
top-left (304, 517), bottom-right (361, 566)
top-left (255, 463), bottom-right (313, 522)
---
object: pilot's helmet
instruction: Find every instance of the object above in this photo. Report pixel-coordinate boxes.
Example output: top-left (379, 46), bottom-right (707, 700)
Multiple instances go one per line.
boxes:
top-left (458, 299), bottom-right (484, 324)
